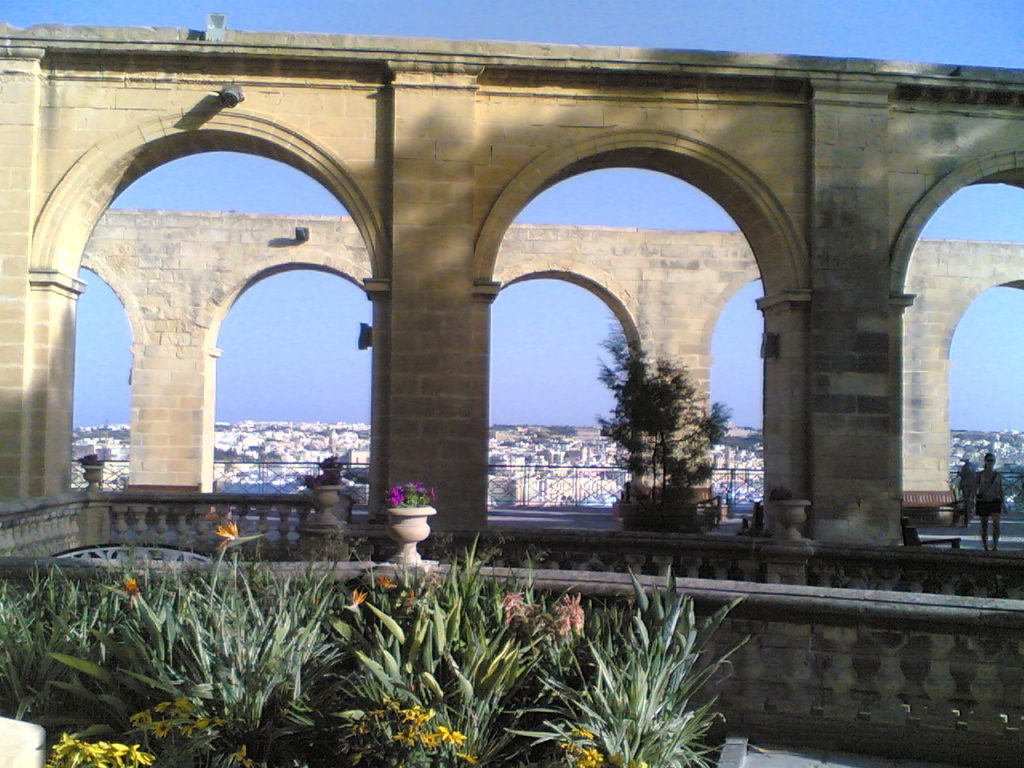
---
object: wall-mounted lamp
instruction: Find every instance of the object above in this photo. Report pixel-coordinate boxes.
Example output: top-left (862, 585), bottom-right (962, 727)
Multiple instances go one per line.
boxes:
top-left (294, 226), bottom-right (310, 243)
top-left (218, 84), bottom-right (244, 108)
top-left (358, 323), bottom-right (373, 350)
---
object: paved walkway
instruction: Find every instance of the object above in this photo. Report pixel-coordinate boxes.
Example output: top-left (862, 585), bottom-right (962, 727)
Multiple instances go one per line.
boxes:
top-left (729, 742), bottom-right (960, 768)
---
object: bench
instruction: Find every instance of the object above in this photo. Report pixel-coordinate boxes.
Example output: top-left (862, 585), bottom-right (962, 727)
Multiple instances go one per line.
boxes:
top-left (900, 517), bottom-right (960, 549)
top-left (693, 486), bottom-right (724, 530)
top-left (901, 489), bottom-right (958, 526)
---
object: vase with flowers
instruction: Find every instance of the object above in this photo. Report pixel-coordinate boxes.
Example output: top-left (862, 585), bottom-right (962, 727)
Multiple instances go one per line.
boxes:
top-left (77, 454), bottom-right (105, 490)
top-left (386, 481), bottom-right (437, 567)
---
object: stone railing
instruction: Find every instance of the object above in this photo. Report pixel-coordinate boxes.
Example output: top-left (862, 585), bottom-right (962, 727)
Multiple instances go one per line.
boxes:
top-left (411, 528), bottom-right (1024, 600)
top-left (3, 493), bottom-right (1024, 599)
top-left (0, 557), bottom-right (1019, 766)
top-left (0, 493), bottom-right (97, 558)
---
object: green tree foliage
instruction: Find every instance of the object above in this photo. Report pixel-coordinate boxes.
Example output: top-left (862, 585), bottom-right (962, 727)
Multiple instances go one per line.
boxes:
top-left (599, 330), bottom-right (729, 508)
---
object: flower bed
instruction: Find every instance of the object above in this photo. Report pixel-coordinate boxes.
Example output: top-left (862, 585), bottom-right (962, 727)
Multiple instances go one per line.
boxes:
top-left (0, 551), bottom-right (736, 768)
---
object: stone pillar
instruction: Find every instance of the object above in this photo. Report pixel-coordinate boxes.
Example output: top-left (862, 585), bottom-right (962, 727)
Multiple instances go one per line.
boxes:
top-left (902, 289), bottom-right (954, 491)
top-left (384, 63), bottom-right (488, 529)
top-left (23, 270), bottom-right (84, 496)
top-left (128, 336), bottom-right (216, 490)
top-left (759, 290), bottom-right (812, 503)
top-left (808, 80), bottom-right (900, 543)
top-left (364, 277), bottom-right (391, 517)
top-left (0, 48), bottom-right (43, 499)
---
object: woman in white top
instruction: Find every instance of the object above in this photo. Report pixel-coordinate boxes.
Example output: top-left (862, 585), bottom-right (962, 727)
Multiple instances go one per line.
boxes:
top-left (975, 452), bottom-right (1004, 551)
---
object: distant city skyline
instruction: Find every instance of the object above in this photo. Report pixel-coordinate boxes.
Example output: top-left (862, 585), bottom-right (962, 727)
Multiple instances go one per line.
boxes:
top-left (16, 1), bottom-right (1018, 431)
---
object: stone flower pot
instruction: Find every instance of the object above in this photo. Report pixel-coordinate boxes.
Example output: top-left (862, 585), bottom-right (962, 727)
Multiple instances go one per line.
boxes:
top-left (768, 498), bottom-right (812, 541)
top-left (387, 505), bottom-right (437, 567)
top-left (81, 463), bottom-right (104, 490)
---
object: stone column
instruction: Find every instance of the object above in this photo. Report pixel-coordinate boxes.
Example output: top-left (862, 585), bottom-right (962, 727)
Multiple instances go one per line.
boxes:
top-left (364, 277), bottom-right (391, 517)
top-left (128, 335), bottom-right (216, 490)
top-left (0, 48), bottom-right (45, 498)
top-left (758, 290), bottom-right (812, 503)
top-left (808, 80), bottom-right (900, 543)
top-left (24, 270), bottom-right (85, 495)
top-left (384, 63), bottom-right (489, 529)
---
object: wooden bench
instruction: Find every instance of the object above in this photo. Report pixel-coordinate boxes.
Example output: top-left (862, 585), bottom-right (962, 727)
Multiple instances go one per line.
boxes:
top-left (693, 486), bottom-right (724, 530)
top-left (901, 489), bottom-right (957, 526)
top-left (900, 517), bottom-right (960, 549)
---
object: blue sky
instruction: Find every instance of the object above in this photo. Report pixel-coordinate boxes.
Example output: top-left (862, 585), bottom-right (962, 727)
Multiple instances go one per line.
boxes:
top-left (11, 1), bottom-right (1022, 431)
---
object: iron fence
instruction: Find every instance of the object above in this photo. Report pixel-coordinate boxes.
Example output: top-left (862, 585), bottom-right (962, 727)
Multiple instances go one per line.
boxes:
top-left (214, 461), bottom-right (370, 504)
top-left (487, 464), bottom-right (627, 508)
top-left (70, 461), bottom-right (1022, 515)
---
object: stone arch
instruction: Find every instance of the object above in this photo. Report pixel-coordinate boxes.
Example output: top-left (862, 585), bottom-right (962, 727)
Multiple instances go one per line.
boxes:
top-left (698, 277), bottom-right (764, 365)
top-left (890, 149), bottom-right (1024, 292)
top-left (476, 130), bottom-right (805, 293)
top-left (207, 262), bottom-right (368, 350)
top-left (76, 262), bottom-right (147, 349)
top-left (32, 110), bottom-right (386, 280)
top-left (500, 270), bottom-right (641, 348)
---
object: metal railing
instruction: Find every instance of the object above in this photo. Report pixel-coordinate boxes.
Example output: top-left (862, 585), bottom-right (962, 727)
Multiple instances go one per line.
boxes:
top-left (71, 461), bottom-right (1024, 514)
top-left (950, 469), bottom-right (1023, 514)
top-left (487, 464), bottom-right (627, 508)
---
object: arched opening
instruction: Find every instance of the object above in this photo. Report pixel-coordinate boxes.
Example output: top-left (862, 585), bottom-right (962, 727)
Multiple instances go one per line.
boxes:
top-left (214, 269), bottom-right (371, 495)
top-left (73, 149), bottom-right (374, 492)
top-left (902, 182), bottom-right (1024, 493)
top-left (490, 166), bottom-right (765, 524)
top-left (70, 268), bottom-right (132, 488)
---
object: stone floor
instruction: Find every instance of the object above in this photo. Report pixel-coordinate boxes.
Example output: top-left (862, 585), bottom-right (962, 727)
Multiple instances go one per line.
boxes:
top-left (716, 738), bottom-right (961, 768)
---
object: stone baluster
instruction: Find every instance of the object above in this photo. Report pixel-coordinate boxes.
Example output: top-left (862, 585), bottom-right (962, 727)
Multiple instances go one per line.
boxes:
top-left (651, 553), bottom-right (674, 578)
top-left (817, 626), bottom-right (858, 722)
top-left (111, 504), bottom-right (129, 544)
top-left (870, 630), bottom-right (908, 726)
top-left (850, 630), bottom-right (883, 721)
top-left (154, 505), bottom-right (170, 544)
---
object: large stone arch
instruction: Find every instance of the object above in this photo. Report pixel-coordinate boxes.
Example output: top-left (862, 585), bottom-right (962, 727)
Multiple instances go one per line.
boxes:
top-left (895, 151), bottom-right (1024, 488)
top-left (890, 150), bottom-right (1024, 292)
top-left (32, 109), bottom-right (386, 281)
top-left (476, 130), bottom-right (806, 294)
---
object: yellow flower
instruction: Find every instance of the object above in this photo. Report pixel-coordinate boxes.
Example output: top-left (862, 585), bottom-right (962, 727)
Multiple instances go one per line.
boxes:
top-left (216, 520), bottom-right (239, 540)
top-left (436, 725), bottom-right (467, 746)
top-left (420, 731), bottom-right (442, 748)
top-left (129, 709), bottom-right (153, 725)
top-left (152, 720), bottom-right (174, 738)
top-left (351, 588), bottom-right (368, 606)
top-left (230, 744), bottom-right (256, 768)
top-left (456, 753), bottom-right (479, 764)
top-left (571, 726), bottom-right (595, 739)
top-left (394, 728), bottom-right (418, 746)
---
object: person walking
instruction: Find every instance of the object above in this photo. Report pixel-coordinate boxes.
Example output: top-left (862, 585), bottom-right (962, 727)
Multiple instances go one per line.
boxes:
top-left (957, 457), bottom-right (977, 526)
top-left (975, 452), bottom-right (1004, 551)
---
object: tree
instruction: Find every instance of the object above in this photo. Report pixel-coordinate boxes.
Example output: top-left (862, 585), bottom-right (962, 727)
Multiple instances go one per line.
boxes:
top-left (599, 330), bottom-right (729, 511)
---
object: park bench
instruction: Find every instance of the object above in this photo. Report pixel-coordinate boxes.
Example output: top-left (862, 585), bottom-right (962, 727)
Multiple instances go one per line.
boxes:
top-left (694, 486), bottom-right (724, 530)
top-left (900, 516), bottom-right (960, 549)
top-left (901, 489), bottom-right (958, 526)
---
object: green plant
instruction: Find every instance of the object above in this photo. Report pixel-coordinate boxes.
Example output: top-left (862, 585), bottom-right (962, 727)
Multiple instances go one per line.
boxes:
top-left (599, 329), bottom-right (729, 514)
top-left (47, 561), bottom-right (346, 768)
top-left (331, 551), bottom-right (548, 766)
top-left (0, 569), bottom-right (121, 723)
top-left (528, 574), bottom-right (742, 768)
